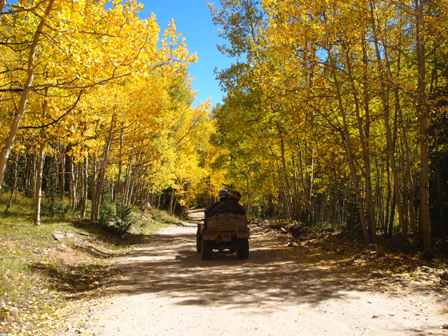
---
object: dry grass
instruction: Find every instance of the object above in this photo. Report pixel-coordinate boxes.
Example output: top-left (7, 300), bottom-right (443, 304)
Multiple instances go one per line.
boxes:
top-left (0, 193), bottom-right (174, 336)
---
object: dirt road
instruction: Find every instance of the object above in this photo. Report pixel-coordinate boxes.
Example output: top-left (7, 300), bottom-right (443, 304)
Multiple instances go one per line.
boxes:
top-left (71, 218), bottom-right (447, 336)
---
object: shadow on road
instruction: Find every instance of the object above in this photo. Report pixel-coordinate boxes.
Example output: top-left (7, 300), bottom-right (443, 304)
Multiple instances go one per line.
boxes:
top-left (72, 226), bottom-right (448, 310)
top-left (32, 221), bottom-right (447, 316)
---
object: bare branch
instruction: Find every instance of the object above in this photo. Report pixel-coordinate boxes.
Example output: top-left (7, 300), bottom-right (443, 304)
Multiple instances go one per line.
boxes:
top-left (19, 90), bottom-right (84, 129)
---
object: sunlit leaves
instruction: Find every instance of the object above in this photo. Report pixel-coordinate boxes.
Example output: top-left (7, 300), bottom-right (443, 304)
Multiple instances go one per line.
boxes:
top-left (0, 0), bottom-right (214, 202)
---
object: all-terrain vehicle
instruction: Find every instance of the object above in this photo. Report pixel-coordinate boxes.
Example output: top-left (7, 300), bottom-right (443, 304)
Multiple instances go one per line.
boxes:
top-left (196, 213), bottom-right (249, 260)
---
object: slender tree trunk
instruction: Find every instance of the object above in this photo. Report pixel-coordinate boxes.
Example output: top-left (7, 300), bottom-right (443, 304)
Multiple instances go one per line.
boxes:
top-left (5, 152), bottom-right (19, 214)
top-left (277, 125), bottom-right (292, 219)
top-left (28, 154), bottom-right (37, 198)
top-left (394, 12), bottom-right (407, 236)
top-left (60, 149), bottom-right (65, 201)
top-left (17, 155), bottom-right (26, 193)
top-left (48, 156), bottom-right (57, 217)
top-left (330, 49), bottom-right (370, 242)
top-left (126, 175), bottom-right (133, 206)
top-left (245, 175), bottom-right (252, 217)
top-left (69, 157), bottom-right (77, 210)
top-left (114, 126), bottom-right (124, 202)
top-left (123, 163), bottom-right (133, 205)
top-left (91, 113), bottom-right (116, 222)
top-left (55, 151), bottom-right (60, 198)
top-left (169, 189), bottom-right (176, 215)
top-left (345, 41), bottom-right (376, 241)
top-left (80, 158), bottom-right (88, 218)
top-left (33, 87), bottom-right (50, 224)
top-left (90, 153), bottom-right (97, 218)
top-left (157, 194), bottom-right (161, 209)
top-left (34, 143), bottom-right (45, 225)
top-left (415, 0), bottom-right (431, 253)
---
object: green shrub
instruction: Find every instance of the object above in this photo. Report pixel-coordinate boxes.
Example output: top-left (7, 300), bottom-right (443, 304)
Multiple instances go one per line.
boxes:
top-left (99, 202), bottom-right (134, 235)
top-left (150, 208), bottom-right (184, 225)
top-left (41, 201), bottom-right (69, 217)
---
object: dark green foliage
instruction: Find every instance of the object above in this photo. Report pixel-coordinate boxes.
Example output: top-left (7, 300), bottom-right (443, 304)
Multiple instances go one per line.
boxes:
top-left (41, 201), bottom-right (69, 217)
top-left (99, 202), bottom-right (134, 235)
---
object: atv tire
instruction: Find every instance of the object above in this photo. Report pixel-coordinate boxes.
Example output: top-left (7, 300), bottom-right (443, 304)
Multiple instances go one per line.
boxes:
top-left (237, 239), bottom-right (249, 260)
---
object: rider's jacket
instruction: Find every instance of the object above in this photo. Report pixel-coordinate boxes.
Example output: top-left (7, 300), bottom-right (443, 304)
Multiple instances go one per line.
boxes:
top-left (205, 198), bottom-right (245, 218)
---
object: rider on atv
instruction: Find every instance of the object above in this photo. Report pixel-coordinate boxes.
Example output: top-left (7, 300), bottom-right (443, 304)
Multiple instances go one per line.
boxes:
top-left (205, 188), bottom-right (245, 221)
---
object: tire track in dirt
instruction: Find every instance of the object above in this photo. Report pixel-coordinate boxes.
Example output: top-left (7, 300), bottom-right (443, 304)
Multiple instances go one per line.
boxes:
top-left (70, 217), bottom-right (447, 336)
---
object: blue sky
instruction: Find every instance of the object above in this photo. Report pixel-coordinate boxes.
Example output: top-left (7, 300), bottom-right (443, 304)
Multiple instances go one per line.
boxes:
top-left (139, 1), bottom-right (231, 107)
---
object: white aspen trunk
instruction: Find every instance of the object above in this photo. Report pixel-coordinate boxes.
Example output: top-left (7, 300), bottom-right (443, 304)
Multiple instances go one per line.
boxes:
top-left (60, 149), bottom-right (65, 200)
top-left (330, 49), bottom-right (371, 243)
top-left (34, 144), bottom-right (45, 225)
top-left (90, 153), bottom-right (97, 219)
top-left (123, 164), bottom-right (133, 205)
top-left (69, 158), bottom-right (77, 210)
top-left (80, 158), bottom-right (88, 218)
top-left (346, 36), bottom-right (376, 241)
top-left (114, 126), bottom-right (124, 202)
top-left (128, 179), bottom-right (136, 206)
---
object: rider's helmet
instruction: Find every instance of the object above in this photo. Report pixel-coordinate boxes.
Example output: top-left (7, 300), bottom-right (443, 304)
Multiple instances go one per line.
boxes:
top-left (218, 188), bottom-right (230, 201)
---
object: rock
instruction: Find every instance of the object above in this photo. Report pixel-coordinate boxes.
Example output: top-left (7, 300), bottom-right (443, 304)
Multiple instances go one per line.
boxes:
top-left (52, 231), bottom-right (78, 241)
top-left (441, 324), bottom-right (448, 330)
top-left (56, 244), bottom-right (67, 252)
top-left (287, 241), bottom-right (299, 247)
top-left (52, 231), bottom-right (66, 241)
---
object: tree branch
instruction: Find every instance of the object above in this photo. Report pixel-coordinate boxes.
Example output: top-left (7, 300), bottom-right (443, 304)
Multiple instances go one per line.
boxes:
top-left (19, 90), bottom-right (83, 129)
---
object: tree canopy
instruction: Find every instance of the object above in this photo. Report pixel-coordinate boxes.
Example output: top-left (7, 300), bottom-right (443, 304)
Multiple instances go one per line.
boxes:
top-left (211, 0), bottom-right (448, 250)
